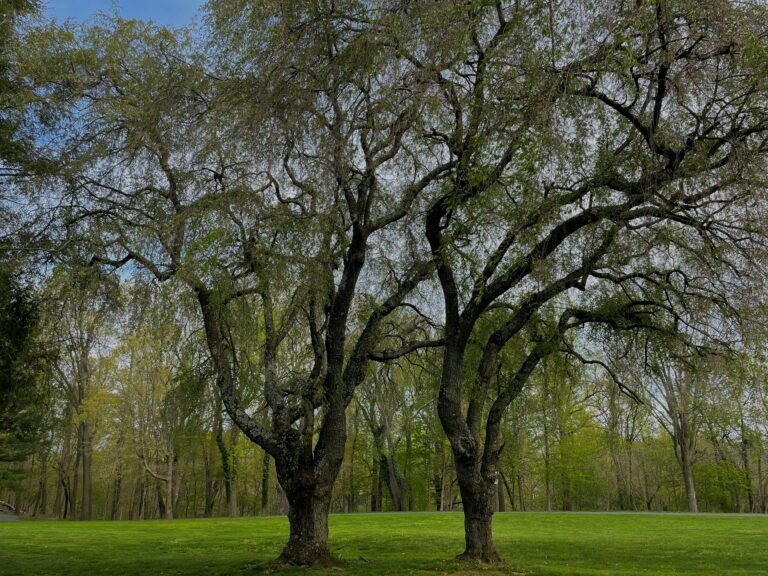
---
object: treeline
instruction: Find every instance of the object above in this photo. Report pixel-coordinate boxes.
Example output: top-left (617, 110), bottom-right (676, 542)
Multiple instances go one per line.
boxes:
top-left (3, 279), bottom-right (766, 519)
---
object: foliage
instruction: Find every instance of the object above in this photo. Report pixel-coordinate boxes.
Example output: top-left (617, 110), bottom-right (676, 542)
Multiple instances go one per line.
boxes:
top-left (0, 253), bottom-right (47, 471)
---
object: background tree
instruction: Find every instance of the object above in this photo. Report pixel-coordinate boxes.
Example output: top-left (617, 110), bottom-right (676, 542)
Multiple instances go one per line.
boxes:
top-left (0, 254), bottom-right (48, 497)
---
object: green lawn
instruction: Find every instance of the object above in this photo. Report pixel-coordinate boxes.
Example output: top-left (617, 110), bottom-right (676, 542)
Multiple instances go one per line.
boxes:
top-left (2, 512), bottom-right (766, 576)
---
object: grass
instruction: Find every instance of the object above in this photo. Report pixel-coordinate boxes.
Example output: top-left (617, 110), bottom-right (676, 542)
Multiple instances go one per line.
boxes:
top-left (1, 512), bottom-right (767, 576)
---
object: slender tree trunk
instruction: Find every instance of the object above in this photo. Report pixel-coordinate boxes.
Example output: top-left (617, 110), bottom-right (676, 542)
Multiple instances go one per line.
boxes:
top-left (62, 479), bottom-right (71, 519)
top-left (627, 441), bottom-right (635, 510)
top-left (260, 452), bottom-right (270, 514)
top-left (679, 447), bottom-right (698, 513)
top-left (203, 450), bottom-right (215, 517)
top-left (496, 473), bottom-right (505, 512)
top-left (156, 481), bottom-right (166, 519)
top-left (517, 468), bottom-right (526, 512)
top-left (501, 470), bottom-right (515, 511)
top-left (53, 475), bottom-right (62, 518)
top-left (543, 412), bottom-right (552, 512)
top-left (370, 457), bottom-right (380, 512)
top-left (110, 465), bottom-right (122, 520)
top-left (757, 446), bottom-right (766, 513)
top-left (13, 490), bottom-right (22, 515)
top-left (132, 468), bottom-right (145, 520)
top-left (165, 453), bottom-right (175, 520)
top-left (228, 431), bottom-right (238, 516)
top-left (71, 439), bottom-right (80, 520)
top-left (346, 408), bottom-right (358, 513)
top-left (81, 422), bottom-right (92, 520)
top-left (405, 421), bottom-right (413, 511)
top-left (215, 402), bottom-right (236, 516)
top-left (740, 419), bottom-right (754, 512)
top-left (34, 457), bottom-right (48, 517)
top-left (380, 451), bottom-right (404, 511)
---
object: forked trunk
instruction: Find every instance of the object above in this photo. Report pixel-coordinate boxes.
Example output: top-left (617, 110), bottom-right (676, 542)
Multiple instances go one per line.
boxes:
top-left (279, 489), bottom-right (332, 566)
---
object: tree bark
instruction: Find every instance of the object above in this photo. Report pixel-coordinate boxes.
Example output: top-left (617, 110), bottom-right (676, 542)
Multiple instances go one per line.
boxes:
top-left (496, 473), bottom-right (505, 512)
top-left (80, 421), bottom-right (92, 520)
top-left (33, 456), bottom-right (48, 517)
top-left (132, 468), bottom-right (145, 520)
top-left (215, 400), bottom-right (236, 516)
top-left (454, 464), bottom-right (501, 563)
top-left (379, 452), bottom-right (404, 511)
top-left (517, 468), bottom-right (526, 512)
top-left (260, 452), bottom-right (270, 514)
top-left (680, 449), bottom-right (698, 513)
top-left (71, 435), bottom-right (80, 519)
top-left (110, 465), bottom-right (122, 520)
top-left (501, 470), bottom-right (515, 511)
top-left (279, 489), bottom-right (332, 566)
top-left (165, 453), bottom-right (175, 520)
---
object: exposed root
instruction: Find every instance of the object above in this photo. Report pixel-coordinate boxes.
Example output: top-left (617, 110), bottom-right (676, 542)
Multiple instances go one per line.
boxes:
top-left (456, 550), bottom-right (507, 566)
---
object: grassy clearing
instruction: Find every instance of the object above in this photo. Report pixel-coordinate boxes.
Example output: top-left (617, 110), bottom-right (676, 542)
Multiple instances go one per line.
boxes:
top-left (1, 512), bottom-right (766, 576)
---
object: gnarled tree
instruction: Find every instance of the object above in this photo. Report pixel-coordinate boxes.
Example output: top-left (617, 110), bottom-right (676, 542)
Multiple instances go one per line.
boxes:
top-left (397, 0), bottom-right (768, 562)
top-left (22, 5), bottom-right (447, 564)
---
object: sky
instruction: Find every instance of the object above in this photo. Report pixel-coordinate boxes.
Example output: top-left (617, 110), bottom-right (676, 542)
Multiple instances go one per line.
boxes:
top-left (45, 0), bottom-right (205, 26)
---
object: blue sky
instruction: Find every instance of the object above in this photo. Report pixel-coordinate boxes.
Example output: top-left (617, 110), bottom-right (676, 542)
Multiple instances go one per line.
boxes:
top-left (45, 0), bottom-right (205, 26)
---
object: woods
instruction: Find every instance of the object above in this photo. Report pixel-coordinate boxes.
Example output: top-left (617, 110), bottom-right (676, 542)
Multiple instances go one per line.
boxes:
top-left (2, 0), bottom-right (768, 569)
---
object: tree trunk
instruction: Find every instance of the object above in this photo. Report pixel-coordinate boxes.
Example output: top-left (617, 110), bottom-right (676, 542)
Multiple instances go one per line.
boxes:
top-left (740, 418), bottom-right (754, 512)
top-left (33, 457), bottom-right (48, 517)
top-left (543, 412), bottom-right (552, 512)
top-left (501, 470), bottom-right (515, 511)
top-left (132, 469), bottom-right (145, 520)
top-left (203, 437), bottom-right (216, 517)
top-left (53, 474), bottom-right (62, 518)
top-left (455, 468), bottom-right (501, 563)
top-left (496, 473), bottom-right (505, 512)
top-left (215, 401), bottom-right (237, 516)
top-left (405, 421), bottom-right (413, 511)
top-left (346, 408), bottom-right (358, 513)
top-left (679, 449), bottom-right (698, 513)
top-left (165, 455), bottom-right (175, 520)
top-left (156, 481), bottom-right (166, 519)
top-left (110, 465), bottom-right (122, 520)
top-left (81, 422), bottom-right (92, 520)
top-left (370, 457), bottom-right (380, 512)
top-left (380, 452), bottom-right (404, 511)
top-left (71, 436), bottom-right (80, 519)
top-left (278, 488), bottom-right (332, 566)
top-left (757, 446), bottom-right (766, 513)
top-left (260, 452), bottom-right (270, 514)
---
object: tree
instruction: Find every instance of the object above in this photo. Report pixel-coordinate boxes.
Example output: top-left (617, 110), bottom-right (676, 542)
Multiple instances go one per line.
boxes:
top-left (7, 0), bottom-right (768, 567)
top-left (0, 2), bottom-right (47, 479)
top-left (399, 0), bottom-right (768, 562)
top-left (0, 0), bottom-right (38, 166)
top-left (0, 254), bottom-right (47, 477)
top-left (598, 375), bottom-right (646, 510)
top-left (43, 265), bottom-right (117, 520)
top-left (21, 8), bottom-right (445, 563)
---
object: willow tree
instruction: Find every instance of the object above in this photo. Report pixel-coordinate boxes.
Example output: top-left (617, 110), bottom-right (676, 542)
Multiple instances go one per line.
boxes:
top-left (21, 4), bottom-right (446, 564)
top-left (395, 0), bottom-right (768, 562)
top-left (0, 0), bottom-right (39, 166)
